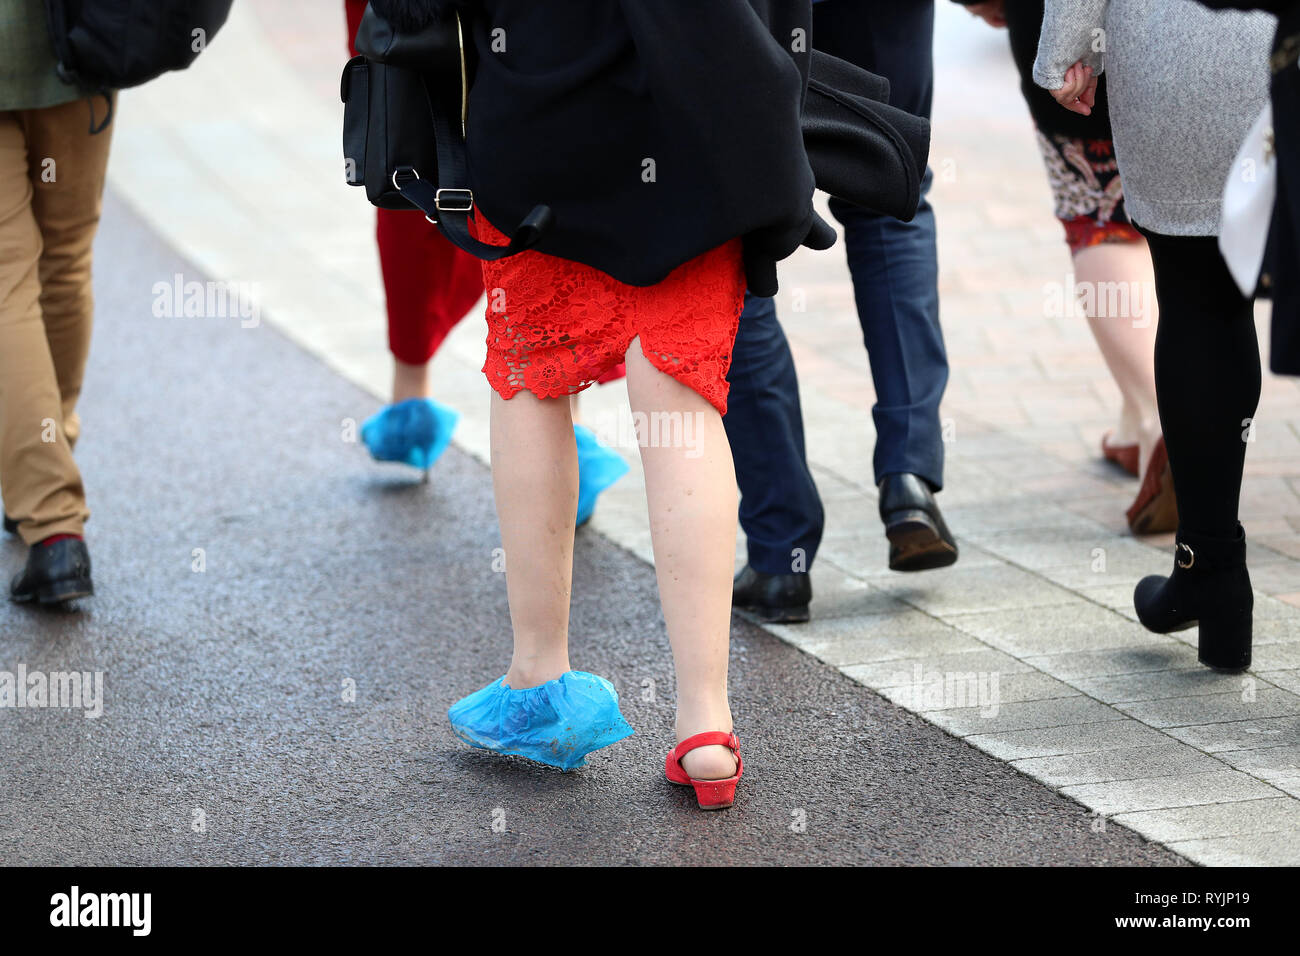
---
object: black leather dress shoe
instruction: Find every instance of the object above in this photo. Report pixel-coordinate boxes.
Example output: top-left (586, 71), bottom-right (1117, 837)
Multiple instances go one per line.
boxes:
top-left (878, 474), bottom-right (958, 573)
top-left (732, 564), bottom-right (811, 623)
top-left (2, 514), bottom-right (16, 535)
top-left (9, 537), bottom-right (94, 605)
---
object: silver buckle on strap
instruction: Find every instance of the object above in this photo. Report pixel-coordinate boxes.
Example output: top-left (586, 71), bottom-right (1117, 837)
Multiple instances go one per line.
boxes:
top-left (435, 188), bottom-right (474, 213)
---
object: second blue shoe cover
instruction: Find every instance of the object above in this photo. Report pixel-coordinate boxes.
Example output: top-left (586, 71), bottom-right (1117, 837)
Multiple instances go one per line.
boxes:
top-left (361, 397), bottom-right (460, 470)
top-left (448, 670), bottom-right (634, 771)
top-left (574, 424), bottom-right (630, 527)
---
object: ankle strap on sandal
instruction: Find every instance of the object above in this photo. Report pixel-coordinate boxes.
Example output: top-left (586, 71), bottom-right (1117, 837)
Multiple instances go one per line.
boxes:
top-left (671, 732), bottom-right (739, 759)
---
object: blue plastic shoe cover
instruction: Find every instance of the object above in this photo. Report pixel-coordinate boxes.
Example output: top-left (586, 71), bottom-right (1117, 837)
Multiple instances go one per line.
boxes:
top-left (574, 424), bottom-right (630, 526)
top-left (448, 670), bottom-right (634, 771)
top-left (360, 397), bottom-right (460, 470)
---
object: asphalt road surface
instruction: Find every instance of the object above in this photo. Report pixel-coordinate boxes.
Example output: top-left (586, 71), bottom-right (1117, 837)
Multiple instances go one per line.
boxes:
top-left (0, 194), bottom-right (1185, 866)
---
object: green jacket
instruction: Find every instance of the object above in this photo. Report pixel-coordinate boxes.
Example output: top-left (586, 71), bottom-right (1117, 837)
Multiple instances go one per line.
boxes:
top-left (0, 0), bottom-right (80, 111)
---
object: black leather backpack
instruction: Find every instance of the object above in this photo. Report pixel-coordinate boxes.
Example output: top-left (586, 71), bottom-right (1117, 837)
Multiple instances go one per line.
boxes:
top-left (341, 3), bottom-right (554, 261)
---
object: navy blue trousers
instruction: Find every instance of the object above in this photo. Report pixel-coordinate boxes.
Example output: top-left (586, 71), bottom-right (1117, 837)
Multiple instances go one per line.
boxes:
top-left (724, 0), bottom-right (947, 576)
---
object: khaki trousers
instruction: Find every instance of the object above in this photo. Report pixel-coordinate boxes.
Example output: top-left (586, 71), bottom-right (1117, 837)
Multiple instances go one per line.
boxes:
top-left (0, 97), bottom-right (112, 545)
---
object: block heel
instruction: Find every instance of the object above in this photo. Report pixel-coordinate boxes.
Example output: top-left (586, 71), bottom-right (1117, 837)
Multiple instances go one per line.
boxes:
top-left (1133, 524), bottom-right (1253, 673)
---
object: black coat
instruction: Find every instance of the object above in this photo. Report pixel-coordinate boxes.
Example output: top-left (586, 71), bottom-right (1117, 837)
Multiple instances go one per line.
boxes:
top-left (368, 0), bottom-right (929, 296)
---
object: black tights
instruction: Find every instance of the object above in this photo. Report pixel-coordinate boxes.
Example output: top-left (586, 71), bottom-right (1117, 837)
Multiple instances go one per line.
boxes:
top-left (1144, 231), bottom-right (1261, 539)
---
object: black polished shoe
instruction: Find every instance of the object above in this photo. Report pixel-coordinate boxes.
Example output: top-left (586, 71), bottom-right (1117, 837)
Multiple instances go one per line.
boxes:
top-left (9, 537), bottom-right (94, 605)
top-left (1135, 525), bottom-right (1253, 672)
top-left (2, 514), bottom-right (16, 536)
top-left (879, 473), bottom-right (959, 573)
top-left (732, 564), bottom-right (811, 624)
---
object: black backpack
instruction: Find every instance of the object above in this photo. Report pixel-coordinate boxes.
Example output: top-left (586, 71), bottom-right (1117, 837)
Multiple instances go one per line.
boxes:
top-left (341, 4), bottom-right (554, 261)
top-left (44, 0), bottom-right (235, 129)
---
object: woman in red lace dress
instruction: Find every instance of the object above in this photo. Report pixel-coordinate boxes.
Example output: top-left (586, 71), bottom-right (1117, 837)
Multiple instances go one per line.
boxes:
top-left (373, 0), bottom-right (835, 810)
top-left (461, 217), bottom-right (748, 803)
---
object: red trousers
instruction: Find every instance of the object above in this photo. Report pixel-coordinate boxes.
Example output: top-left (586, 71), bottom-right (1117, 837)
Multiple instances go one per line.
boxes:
top-left (346, 0), bottom-right (483, 365)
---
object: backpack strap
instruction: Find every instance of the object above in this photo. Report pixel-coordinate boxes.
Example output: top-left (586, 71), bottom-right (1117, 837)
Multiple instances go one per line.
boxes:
top-left (391, 102), bottom-right (553, 259)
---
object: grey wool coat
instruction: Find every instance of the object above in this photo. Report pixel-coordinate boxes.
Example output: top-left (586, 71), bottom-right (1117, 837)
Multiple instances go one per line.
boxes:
top-left (1034, 0), bottom-right (1275, 236)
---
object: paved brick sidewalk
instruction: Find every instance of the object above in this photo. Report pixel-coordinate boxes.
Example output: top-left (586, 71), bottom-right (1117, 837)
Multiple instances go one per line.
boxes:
top-left (100, 0), bottom-right (1300, 864)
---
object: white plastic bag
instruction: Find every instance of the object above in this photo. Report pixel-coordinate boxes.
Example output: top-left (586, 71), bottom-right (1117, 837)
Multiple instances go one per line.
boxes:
top-left (1220, 103), bottom-right (1276, 296)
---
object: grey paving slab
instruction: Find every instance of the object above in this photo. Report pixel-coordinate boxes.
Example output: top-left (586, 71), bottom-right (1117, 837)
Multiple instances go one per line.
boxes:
top-left (923, 695), bottom-right (1124, 737)
top-left (1215, 744), bottom-right (1300, 788)
top-left (925, 473), bottom-right (1042, 508)
top-left (1164, 717), bottom-right (1300, 753)
top-left (969, 454), bottom-right (1079, 481)
top-left (1012, 744), bottom-right (1226, 788)
top-left (806, 462), bottom-right (869, 500)
top-left (1025, 642), bottom-right (1194, 682)
top-left (1252, 595), bottom-right (1300, 622)
top-left (840, 648), bottom-right (1034, 694)
top-left (938, 502), bottom-right (1102, 535)
top-left (878, 670), bottom-right (1077, 712)
top-left (1038, 569), bottom-right (1142, 593)
top-left (1260, 669), bottom-right (1300, 694)
top-left (1254, 619), bottom-right (1300, 644)
top-left (1074, 584), bottom-right (1142, 622)
top-left (1244, 561), bottom-right (1300, 596)
top-left (1061, 771), bottom-right (1282, 816)
top-left (820, 495), bottom-right (882, 535)
top-left (1266, 777), bottom-right (1300, 798)
top-left (1166, 831), bottom-right (1300, 866)
top-left (1037, 542), bottom-right (1171, 591)
top-left (1074, 668), bottom-right (1281, 705)
top-left (765, 611), bottom-right (981, 666)
top-left (937, 434), bottom-right (1041, 462)
top-left (947, 602), bottom-right (1147, 657)
top-left (1113, 797), bottom-right (1300, 844)
top-left (1116, 688), bottom-right (1300, 729)
top-left (1250, 641), bottom-right (1300, 671)
top-left (816, 536), bottom-right (1005, 579)
top-left (961, 527), bottom-right (1148, 575)
top-left (885, 564), bottom-right (1082, 617)
top-left (965, 719), bottom-right (1171, 761)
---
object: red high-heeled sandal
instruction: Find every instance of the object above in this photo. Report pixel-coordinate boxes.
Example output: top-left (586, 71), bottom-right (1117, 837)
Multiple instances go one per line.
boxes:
top-left (665, 732), bottom-right (743, 811)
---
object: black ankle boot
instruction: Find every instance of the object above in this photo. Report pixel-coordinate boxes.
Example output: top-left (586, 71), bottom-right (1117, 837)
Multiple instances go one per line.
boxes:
top-left (1133, 525), bottom-right (1252, 671)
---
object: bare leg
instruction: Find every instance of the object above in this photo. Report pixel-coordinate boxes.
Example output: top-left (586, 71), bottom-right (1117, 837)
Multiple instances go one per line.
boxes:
top-left (392, 358), bottom-right (431, 403)
top-left (624, 338), bottom-right (737, 781)
top-left (1073, 239), bottom-right (1161, 474)
top-left (491, 389), bottom-right (577, 688)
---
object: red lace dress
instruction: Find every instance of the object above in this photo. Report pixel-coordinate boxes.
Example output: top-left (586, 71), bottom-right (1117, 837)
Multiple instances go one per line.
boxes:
top-left (474, 217), bottom-right (747, 416)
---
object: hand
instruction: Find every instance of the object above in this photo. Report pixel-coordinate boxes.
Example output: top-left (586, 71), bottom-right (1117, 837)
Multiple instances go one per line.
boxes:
top-left (965, 0), bottom-right (1007, 27)
top-left (1051, 61), bottom-right (1098, 116)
